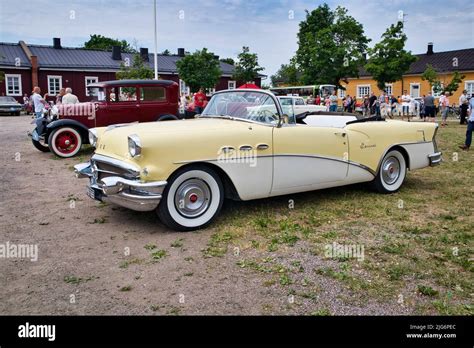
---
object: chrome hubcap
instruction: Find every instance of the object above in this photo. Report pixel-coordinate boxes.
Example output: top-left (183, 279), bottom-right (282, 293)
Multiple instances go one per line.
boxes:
top-left (382, 156), bottom-right (400, 185)
top-left (174, 178), bottom-right (211, 218)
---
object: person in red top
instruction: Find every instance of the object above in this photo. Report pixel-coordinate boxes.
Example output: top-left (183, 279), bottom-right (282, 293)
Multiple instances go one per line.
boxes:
top-left (194, 88), bottom-right (207, 114)
top-left (314, 94), bottom-right (321, 105)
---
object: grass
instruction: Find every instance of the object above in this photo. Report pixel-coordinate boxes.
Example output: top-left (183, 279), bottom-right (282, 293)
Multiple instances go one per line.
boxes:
top-left (207, 120), bottom-right (473, 315)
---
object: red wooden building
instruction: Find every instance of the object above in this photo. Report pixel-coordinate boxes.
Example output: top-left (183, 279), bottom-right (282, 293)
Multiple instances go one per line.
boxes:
top-left (0, 38), bottom-right (264, 103)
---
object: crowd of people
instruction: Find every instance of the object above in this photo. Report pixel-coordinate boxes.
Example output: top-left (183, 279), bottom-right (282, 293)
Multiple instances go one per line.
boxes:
top-left (23, 86), bottom-right (80, 118)
top-left (179, 88), bottom-right (208, 118)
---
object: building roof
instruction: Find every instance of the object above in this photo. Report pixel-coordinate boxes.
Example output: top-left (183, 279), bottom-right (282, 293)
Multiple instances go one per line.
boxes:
top-left (88, 79), bottom-right (177, 86)
top-left (359, 47), bottom-right (474, 77)
top-left (0, 42), bottom-right (31, 68)
top-left (0, 42), bottom-right (239, 76)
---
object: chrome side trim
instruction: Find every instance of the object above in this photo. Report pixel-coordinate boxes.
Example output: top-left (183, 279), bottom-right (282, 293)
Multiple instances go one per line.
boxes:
top-left (428, 152), bottom-right (442, 166)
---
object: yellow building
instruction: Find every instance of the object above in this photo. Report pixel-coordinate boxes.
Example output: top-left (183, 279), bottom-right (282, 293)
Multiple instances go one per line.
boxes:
top-left (340, 44), bottom-right (474, 104)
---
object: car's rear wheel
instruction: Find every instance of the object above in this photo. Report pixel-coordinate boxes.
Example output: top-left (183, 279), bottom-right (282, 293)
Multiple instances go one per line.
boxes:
top-left (48, 127), bottom-right (82, 158)
top-left (157, 114), bottom-right (179, 121)
top-left (157, 165), bottom-right (224, 231)
top-left (372, 149), bottom-right (407, 193)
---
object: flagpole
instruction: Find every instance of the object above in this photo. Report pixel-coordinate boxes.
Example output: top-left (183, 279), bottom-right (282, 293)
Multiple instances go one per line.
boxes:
top-left (153, 0), bottom-right (158, 80)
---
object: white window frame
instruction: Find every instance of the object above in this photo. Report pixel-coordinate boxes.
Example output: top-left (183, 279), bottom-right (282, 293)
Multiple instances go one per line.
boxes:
top-left (432, 83), bottom-right (444, 98)
top-left (410, 83), bottom-right (420, 98)
top-left (179, 79), bottom-right (190, 96)
top-left (85, 76), bottom-right (99, 96)
top-left (357, 84), bottom-right (371, 99)
top-left (338, 88), bottom-right (346, 99)
top-left (5, 74), bottom-right (22, 96)
top-left (206, 87), bottom-right (216, 96)
top-left (464, 80), bottom-right (474, 98)
top-left (384, 84), bottom-right (393, 96)
top-left (228, 80), bottom-right (236, 90)
top-left (47, 75), bottom-right (62, 96)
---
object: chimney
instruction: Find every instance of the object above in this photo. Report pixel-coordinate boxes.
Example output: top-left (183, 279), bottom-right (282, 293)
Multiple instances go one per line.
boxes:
top-left (53, 37), bottom-right (61, 49)
top-left (140, 48), bottom-right (149, 62)
top-left (112, 45), bottom-right (122, 60)
top-left (177, 48), bottom-right (185, 57)
top-left (427, 42), bottom-right (434, 55)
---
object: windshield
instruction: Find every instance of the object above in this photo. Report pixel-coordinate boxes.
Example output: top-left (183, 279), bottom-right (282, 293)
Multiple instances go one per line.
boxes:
top-left (201, 91), bottom-right (279, 125)
top-left (0, 96), bottom-right (17, 103)
top-left (87, 87), bottom-right (106, 102)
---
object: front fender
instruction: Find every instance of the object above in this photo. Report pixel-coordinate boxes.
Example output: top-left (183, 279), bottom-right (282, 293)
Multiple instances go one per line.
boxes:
top-left (46, 119), bottom-right (90, 144)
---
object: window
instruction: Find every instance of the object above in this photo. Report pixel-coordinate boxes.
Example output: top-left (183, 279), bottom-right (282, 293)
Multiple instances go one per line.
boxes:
top-left (357, 85), bottom-right (371, 99)
top-left (109, 86), bottom-right (137, 102)
top-left (179, 79), bottom-right (190, 96)
top-left (5, 74), bottom-right (22, 96)
top-left (294, 98), bottom-right (305, 105)
top-left (140, 87), bottom-right (166, 102)
top-left (410, 83), bottom-right (420, 98)
top-left (384, 84), bottom-right (393, 95)
top-left (47, 75), bottom-right (62, 95)
top-left (338, 88), bottom-right (346, 99)
top-left (464, 81), bottom-right (474, 98)
top-left (206, 87), bottom-right (216, 96)
top-left (228, 80), bottom-right (236, 90)
top-left (85, 76), bottom-right (98, 96)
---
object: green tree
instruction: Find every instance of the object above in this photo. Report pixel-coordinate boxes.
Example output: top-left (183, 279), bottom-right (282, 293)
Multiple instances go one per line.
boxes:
top-left (176, 48), bottom-right (221, 92)
top-left (421, 64), bottom-right (443, 94)
top-left (116, 54), bottom-right (154, 80)
top-left (365, 21), bottom-right (417, 91)
top-left (232, 46), bottom-right (264, 83)
top-left (422, 65), bottom-right (466, 95)
top-left (83, 34), bottom-right (136, 53)
top-left (271, 60), bottom-right (300, 86)
top-left (220, 58), bottom-right (235, 66)
top-left (295, 4), bottom-right (370, 88)
top-left (161, 49), bottom-right (171, 56)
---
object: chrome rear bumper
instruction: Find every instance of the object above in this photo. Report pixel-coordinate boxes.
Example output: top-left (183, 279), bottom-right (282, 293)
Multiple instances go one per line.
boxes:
top-left (74, 155), bottom-right (167, 212)
top-left (428, 152), bottom-right (442, 166)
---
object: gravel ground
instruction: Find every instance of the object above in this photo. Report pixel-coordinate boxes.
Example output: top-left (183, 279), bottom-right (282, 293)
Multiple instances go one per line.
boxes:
top-left (0, 115), bottom-right (411, 315)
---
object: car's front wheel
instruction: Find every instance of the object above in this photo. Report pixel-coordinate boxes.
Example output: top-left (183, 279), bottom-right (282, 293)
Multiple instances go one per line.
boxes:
top-left (48, 127), bottom-right (83, 158)
top-left (157, 165), bottom-right (224, 231)
top-left (372, 149), bottom-right (407, 193)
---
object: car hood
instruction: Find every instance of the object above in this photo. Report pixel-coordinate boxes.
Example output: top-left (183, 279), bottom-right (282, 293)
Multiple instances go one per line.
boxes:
top-left (94, 117), bottom-right (266, 163)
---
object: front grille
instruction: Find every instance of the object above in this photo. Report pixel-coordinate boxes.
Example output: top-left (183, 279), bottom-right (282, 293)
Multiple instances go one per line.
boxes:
top-left (92, 156), bottom-right (140, 181)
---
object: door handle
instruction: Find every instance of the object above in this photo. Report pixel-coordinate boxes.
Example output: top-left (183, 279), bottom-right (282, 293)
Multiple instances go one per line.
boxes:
top-left (239, 145), bottom-right (253, 151)
top-left (256, 143), bottom-right (269, 150)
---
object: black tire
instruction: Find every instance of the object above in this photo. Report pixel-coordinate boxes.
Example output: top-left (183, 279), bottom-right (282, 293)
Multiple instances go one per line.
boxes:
top-left (372, 149), bottom-right (407, 194)
top-left (157, 114), bottom-right (179, 121)
top-left (31, 138), bottom-right (50, 152)
top-left (15, 111), bottom-right (21, 116)
top-left (157, 165), bottom-right (224, 231)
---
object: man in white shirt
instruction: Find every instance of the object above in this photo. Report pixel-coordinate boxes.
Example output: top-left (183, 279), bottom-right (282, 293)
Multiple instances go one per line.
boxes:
top-left (31, 86), bottom-right (46, 119)
top-left (62, 88), bottom-right (79, 104)
top-left (401, 90), bottom-right (411, 121)
top-left (459, 96), bottom-right (474, 151)
top-left (459, 90), bottom-right (468, 125)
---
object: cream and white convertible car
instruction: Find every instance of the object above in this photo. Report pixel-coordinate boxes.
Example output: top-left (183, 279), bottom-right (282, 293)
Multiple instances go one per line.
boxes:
top-left (74, 89), bottom-right (441, 231)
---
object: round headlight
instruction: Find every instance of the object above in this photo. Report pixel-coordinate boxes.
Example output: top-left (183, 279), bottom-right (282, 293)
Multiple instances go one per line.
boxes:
top-left (88, 129), bottom-right (98, 147)
top-left (128, 134), bottom-right (142, 157)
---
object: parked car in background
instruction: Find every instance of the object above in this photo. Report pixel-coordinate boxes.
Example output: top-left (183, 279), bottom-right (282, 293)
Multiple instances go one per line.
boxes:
top-left (0, 96), bottom-right (22, 116)
top-left (29, 79), bottom-right (179, 158)
top-left (74, 89), bottom-right (441, 231)
top-left (277, 96), bottom-right (326, 116)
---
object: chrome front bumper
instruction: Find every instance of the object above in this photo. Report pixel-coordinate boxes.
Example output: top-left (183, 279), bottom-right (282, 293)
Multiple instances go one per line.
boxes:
top-left (74, 156), bottom-right (167, 212)
top-left (428, 152), bottom-right (442, 166)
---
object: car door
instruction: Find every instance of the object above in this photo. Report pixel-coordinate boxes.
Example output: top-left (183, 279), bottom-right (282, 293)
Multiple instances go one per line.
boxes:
top-left (271, 124), bottom-right (349, 195)
top-left (96, 86), bottom-right (140, 127)
top-left (139, 85), bottom-right (171, 121)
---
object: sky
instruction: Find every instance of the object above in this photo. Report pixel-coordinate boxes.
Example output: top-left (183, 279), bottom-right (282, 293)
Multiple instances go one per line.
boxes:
top-left (1, 0), bottom-right (473, 80)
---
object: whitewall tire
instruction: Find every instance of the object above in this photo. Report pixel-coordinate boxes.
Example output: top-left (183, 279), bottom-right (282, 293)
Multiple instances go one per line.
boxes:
top-left (157, 165), bottom-right (224, 231)
top-left (48, 127), bottom-right (82, 158)
top-left (372, 150), bottom-right (407, 193)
